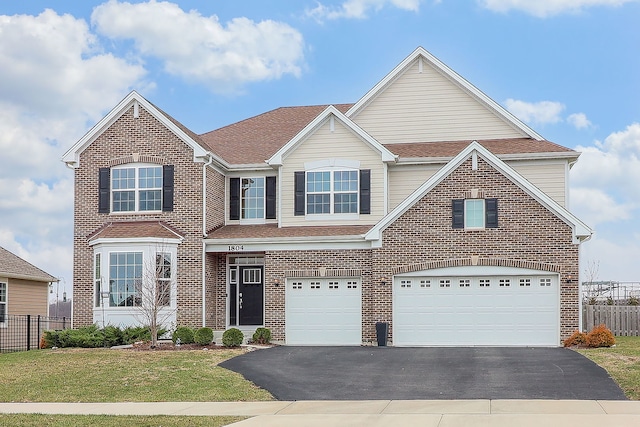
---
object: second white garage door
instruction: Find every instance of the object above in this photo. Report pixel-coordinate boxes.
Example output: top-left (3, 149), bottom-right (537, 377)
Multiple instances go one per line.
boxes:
top-left (286, 278), bottom-right (362, 345)
top-left (393, 266), bottom-right (559, 347)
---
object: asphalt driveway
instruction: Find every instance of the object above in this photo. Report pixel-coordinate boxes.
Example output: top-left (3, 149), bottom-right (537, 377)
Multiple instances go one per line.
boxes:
top-left (219, 346), bottom-right (626, 401)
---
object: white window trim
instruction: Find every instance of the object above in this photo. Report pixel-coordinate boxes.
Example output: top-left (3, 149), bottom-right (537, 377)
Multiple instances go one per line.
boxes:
top-left (0, 280), bottom-right (7, 327)
top-left (305, 167), bottom-right (360, 220)
top-left (92, 241), bottom-right (178, 311)
top-left (240, 176), bottom-right (266, 224)
top-left (111, 163), bottom-right (163, 214)
top-left (464, 199), bottom-right (485, 230)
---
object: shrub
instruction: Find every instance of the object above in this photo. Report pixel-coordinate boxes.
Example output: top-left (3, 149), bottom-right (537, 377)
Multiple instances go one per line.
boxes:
top-left (252, 327), bottom-right (271, 345)
top-left (563, 330), bottom-right (587, 347)
top-left (42, 330), bottom-right (58, 348)
top-left (194, 327), bottom-right (214, 345)
top-left (103, 325), bottom-right (124, 347)
top-left (629, 296), bottom-right (639, 306)
top-left (586, 324), bottom-right (615, 348)
top-left (172, 326), bottom-right (195, 344)
top-left (222, 328), bottom-right (244, 347)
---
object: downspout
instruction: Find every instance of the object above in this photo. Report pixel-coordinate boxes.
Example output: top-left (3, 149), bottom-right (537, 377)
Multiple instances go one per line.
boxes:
top-left (202, 154), bottom-right (214, 327)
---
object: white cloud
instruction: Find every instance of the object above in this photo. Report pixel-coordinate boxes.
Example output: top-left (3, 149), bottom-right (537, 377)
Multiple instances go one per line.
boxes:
top-left (570, 123), bottom-right (640, 281)
top-left (504, 99), bottom-right (565, 125)
top-left (307, 0), bottom-right (422, 21)
top-left (479, 0), bottom-right (637, 17)
top-left (572, 123), bottom-right (640, 198)
top-left (567, 112), bottom-right (593, 129)
top-left (0, 8), bottom-right (150, 293)
top-left (91, 0), bottom-right (305, 93)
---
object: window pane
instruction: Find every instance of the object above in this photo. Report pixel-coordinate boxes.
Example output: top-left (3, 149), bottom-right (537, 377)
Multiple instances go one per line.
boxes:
top-left (112, 190), bottom-right (135, 212)
top-left (109, 251), bottom-right (143, 307)
top-left (307, 171), bottom-right (330, 192)
top-left (139, 167), bottom-right (162, 189)
top-left (334, 193), bottom-right (358, 213)
top-left (307, 194), bottom-right (330, 214)
top-left (139, 190), bottom-right (162, 211)
top-left (241, 177), bottom-right (265, 219)
top-left (112, 168), bottom-right (135, 190)
top-left (465, 199), bottom-right (485, 228)
top-left (334, 170), bottom-right (358, 192)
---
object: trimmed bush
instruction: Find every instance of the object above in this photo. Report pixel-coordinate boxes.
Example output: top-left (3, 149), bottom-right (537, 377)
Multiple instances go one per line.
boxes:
top-left (122, 326), bottom-right (152, 344)
top-left (563, 330), bottom-right (588, 347)
top-left (194, 327), bottom-right (214, 345)
top-left (252, 327), bottom-right (271, 345)
top-left (222, 328), bottom-right (244, 347)
top-left (586, 324), bottom-right (615, 348)
top-left (172, 326), bottom-right (195, 344)
top-left (103, 325), bottom-right (124, 347)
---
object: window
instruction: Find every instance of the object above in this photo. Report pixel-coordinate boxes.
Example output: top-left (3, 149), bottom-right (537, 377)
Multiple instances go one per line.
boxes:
top-left (98, 164), bottom-right (174, 214)
top-left (112, 165), bottom-right (162, 212)
top-left (241, 177), bottom-right (265, 219)
top-left (229, 176), bottom-right (276, 221)
top-left (156, 253), bottom-right (171, 307)
top-left (0, 282), bottom-right (6, 324)
top-left (294, 169), bottom-right (370, 216)
top-left (243, 268), bottom-right (262, 284)
top-left (452, 198), bottom-right (498, 229)
top-left (306, 170), bottom-right (358, 214)
top-left (94, 254), bottom-right (101, 307)
top-left (465, 199), bottom-right (484, 228)
top-left (109, 252), bottom-right (143, 307)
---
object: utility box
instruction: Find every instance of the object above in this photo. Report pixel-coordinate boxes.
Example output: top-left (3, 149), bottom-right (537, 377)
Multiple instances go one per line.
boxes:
top-left (376, 322), bottom-right (389, 347)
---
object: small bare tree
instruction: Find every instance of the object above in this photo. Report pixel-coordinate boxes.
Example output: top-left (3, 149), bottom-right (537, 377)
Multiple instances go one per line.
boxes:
top-left (134, 248), bottom-right (176, 348)
top-left (583, 259), bottom-right (600, 305)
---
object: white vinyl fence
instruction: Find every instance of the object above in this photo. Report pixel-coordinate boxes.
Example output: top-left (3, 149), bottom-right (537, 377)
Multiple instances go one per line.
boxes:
top-left (583, 305), bottom-right (640, 336)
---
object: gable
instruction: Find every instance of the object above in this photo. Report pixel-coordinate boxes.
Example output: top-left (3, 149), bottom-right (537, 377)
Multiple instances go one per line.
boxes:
top-left (366, 142), bottom-right (591, 245)
top-left (62, 91), bottom-right (210, 168)
top-left (348, 48), bottom-right (539, 144)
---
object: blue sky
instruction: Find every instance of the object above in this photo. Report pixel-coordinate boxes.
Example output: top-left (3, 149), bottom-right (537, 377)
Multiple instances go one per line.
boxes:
top-left (0, 0), bottom-right (638, 301)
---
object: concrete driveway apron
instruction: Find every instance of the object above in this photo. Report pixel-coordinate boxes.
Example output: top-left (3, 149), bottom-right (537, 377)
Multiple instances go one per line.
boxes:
top-left (219, 346), bottom-right (626, 401)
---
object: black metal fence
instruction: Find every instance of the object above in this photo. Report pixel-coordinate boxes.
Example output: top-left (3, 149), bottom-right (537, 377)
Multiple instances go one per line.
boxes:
top-left (0, 315), bottom-right (70, 353)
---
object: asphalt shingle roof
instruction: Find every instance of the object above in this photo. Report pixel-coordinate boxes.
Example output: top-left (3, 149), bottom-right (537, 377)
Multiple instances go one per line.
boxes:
top-left (0, 246), bottom-right (57, 282)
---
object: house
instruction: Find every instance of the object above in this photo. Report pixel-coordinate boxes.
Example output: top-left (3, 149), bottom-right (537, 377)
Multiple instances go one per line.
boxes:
top-left (63, 47), bottom-right (591, 346)
top-left (0, 246), bottom-right (58, 322)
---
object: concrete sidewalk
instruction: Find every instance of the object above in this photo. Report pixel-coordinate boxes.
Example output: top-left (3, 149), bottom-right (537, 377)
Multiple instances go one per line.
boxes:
top-left (2, 400), bottom-right (640, 426)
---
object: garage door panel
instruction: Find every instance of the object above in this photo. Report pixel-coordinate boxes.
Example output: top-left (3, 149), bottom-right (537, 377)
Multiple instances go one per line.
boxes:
top-left (286, 278), bottom-right (362, 345)
top-left (393, 272), bottom-right (559, 346)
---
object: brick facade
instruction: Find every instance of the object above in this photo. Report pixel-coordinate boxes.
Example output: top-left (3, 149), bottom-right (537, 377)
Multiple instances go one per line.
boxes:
top-left (258, 157), bottom-right (579, 344)
top-left (72, 105), bottom-right (214, 328)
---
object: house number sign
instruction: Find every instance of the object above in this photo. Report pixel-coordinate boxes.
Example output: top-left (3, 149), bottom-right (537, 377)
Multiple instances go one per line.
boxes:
top-left (228, 245), bottom-right (244, 251)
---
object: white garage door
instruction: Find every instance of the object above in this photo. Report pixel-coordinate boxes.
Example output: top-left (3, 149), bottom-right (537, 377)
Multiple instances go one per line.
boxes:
top-left (393, 266), bottom-right (559, 346)
top-left (286, 278), bottom-right (362, 345)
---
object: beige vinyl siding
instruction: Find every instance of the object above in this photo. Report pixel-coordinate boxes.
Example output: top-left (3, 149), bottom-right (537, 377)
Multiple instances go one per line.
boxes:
top-left (507, 160), bottom-right (567, 206)
top-left (7, 278), bottom-right (49, 316)
top-left (388, 164), bottom-right (440, 210)
top-left (281, 117), bottom-right (385, 226)
top-left (351, 59), bottom-right (526, 144)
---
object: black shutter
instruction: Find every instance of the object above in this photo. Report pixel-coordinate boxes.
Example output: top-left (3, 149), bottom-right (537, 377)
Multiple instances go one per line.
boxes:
top-left (359, 169), bottom-right (371, 215)
top-left (98, 167), bottom-right (110, 213)
top-left (266, 176), bottom-right (276, 219)
top-left (294, 171), bottom-right (305, 216)
top-left (452, 199), bottom-right (464, 229)
top-left (162, 165), bottom-right (174, 212)
top-left (229, 177), bottom-right (240, 220)
top-left (485, 198), bottom-right (498, 228)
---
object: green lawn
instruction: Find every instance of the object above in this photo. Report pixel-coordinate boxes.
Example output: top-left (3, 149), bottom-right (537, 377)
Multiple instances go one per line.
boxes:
top-left (0, 414), bottom-right (245, 427)
top-left (0, 348), bottom-right (272, 402)
top-left (576, 336), bottom-right (640, 400)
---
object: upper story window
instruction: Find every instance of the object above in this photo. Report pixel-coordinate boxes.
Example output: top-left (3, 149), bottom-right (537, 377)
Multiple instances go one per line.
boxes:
top-left (0, 282), bottom-right (6, 324)
top-left (306, 170), bottom-right (359, 214)
top-left (99, 164), bottom-right (174, 214)
top-left (112, 165), bottom-right (163, 212)
top-left (229, 176), bottom-right (276, 222)
top-left (452, 198), bottom-right (498, 229)
top-left (294, 167), bottom-right (370, 217)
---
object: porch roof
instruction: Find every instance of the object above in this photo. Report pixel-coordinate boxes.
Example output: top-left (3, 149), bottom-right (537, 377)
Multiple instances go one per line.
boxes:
top-left (206, 224), bottom-right (372, 240)
top-left (88, 221), bottom-right (185, 241)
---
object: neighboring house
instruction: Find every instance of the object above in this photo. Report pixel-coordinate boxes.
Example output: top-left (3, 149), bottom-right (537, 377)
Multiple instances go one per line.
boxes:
top-left (0, 246), bottom-right (58, 322)
top-left (63, 47), bottom-right (591, 346)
